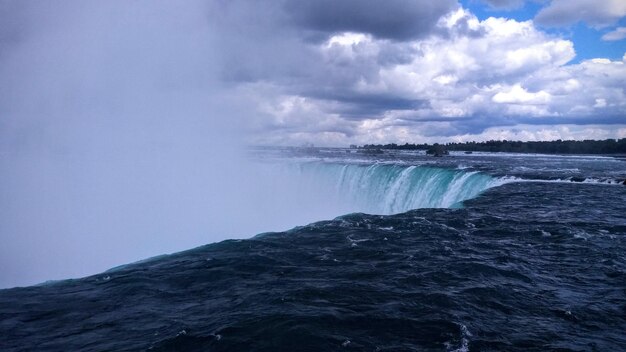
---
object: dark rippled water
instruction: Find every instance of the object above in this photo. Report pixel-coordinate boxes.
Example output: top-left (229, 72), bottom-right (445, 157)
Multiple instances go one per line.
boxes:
top-left (1, 150), bottom-right (626, 351)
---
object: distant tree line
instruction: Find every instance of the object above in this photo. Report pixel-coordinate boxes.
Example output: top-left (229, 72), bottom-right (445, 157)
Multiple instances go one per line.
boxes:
top-left (359, 138), bottom-right (626, 155)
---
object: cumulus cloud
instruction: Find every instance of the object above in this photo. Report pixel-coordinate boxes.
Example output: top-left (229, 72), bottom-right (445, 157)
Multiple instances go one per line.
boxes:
top-left (492, 85), bottom-right (552, 104)
top-left (210, 4), bottom-right (626, 146)
top-left (535, 0), bottom-right (626, 28)
top-left (602, 27), bottom-right (626, 41)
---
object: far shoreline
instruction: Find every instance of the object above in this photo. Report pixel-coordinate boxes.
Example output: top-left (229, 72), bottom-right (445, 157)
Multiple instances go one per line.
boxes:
top-left (353, 138), bottom-right (626, 157)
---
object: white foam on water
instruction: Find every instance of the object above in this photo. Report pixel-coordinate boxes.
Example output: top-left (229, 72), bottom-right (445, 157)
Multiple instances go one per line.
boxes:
top-left (503, 176), bottom-right (622, 185)
top-left (446, 323), bottom-right (472, 352)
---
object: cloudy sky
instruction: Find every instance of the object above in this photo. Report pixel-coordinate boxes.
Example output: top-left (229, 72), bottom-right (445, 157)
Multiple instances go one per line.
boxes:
top-left (1, 0), bottom-right (625, 287)
top-left (1, 0), bottom-right (626, 148)
top-left (212, 0), bottom-right (626, 145)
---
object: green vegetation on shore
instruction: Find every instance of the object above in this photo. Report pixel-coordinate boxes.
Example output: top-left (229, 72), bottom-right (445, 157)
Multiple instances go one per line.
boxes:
top-left (358, 138), bottom-right (626, 155)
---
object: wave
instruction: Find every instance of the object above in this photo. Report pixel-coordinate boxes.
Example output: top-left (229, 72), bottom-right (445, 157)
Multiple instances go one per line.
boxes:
top-left (286, 162), bottom-right (506, 214)
top-left (500, 175), bottom-right (623, 185)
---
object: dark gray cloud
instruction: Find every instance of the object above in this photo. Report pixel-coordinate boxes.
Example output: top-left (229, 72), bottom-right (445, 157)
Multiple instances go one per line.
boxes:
top-left (209, 0), bottom-right (454, 85)
top-left (480, 0), bottom-right (524, 10)
top-left (309, 91), bottom-right (429, 118)
top-left (284, 0), bottom-right (458, 41)
top-left (207, 0), bottom-right (320, 83)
